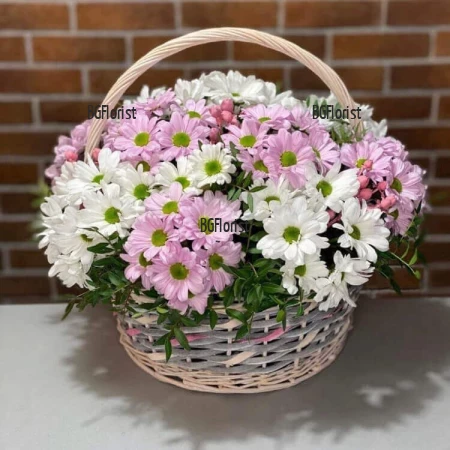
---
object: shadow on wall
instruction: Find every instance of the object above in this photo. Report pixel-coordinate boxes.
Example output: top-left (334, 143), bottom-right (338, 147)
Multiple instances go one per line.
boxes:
top-left (58, 296), bottom-right (450, 449)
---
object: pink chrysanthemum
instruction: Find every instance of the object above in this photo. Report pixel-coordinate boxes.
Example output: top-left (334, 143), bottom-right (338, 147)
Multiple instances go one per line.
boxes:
top-left (385, 198), bottom-right (415, 235)
top-left (377, 137), bottom-right (408, 161)
top-left (180, 191), bottom-right (241, 251)
top-left (236, 150), bottom-right (270, 180)
top-left (199, 241), bottom-right (242, 292)
top-left (222, 119), bottom-right (268, 155)
top-left (289, 106), bottom-right (323, 132)
top-left (240, 104), bottom-right (291, 130)
top-left (152, 245), bottom-right (208, 302)
top-left (308, 129), bottom-right (339, 171)
top-left (124, 213), bottom-right (178, 261)
top-left (341, 140), bottom-right (392, 182)
top-left (157, 111), bottom-right (209, 160)
top-left (134, 89), bottom-right (177, 117)
top-left (263, 128), bottom-right (315, 188)
top-left (111, 113), bottom-right (160, 161)
top-left (167, 288), bottom-right (210, 315)
top-left (175, 99), bottom-right (216, 126)
top-left (121, 251), bottom-right (154, 289)
top-left (386, 159), bottom-right (425, 204)
top-left (145, 182), bottom-right (191, 225)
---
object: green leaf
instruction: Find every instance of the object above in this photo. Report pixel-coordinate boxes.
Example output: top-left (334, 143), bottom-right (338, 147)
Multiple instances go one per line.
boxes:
top-left (87, 243), bottom-right (112, 254)
top-left (249, 185), bottom-right (267, 193)
top-left (174, 327), bottom-right (190, 351)
top-left (165, 339), bottom-right (172, 362)
top-left (247, 193), bottom-right (254, 212)
top-left (226, 308), bottom-right (246, 323)
top-left (276, 309), bottom-right (286, 323)
top-left (227, 187), bottom-right (236, 200)
top-left (180, 316), bottom-right (197, 327)
top-left (409, 248), bottom-right (419, 266)
top-left (235, 324), bottom-right (249, 340)
top-left (262, 283), bottom-right (286, 294)
top-left (296, 304), bottom-right (304, 317)
top-left (209, 309), bottom-right (218, 330)
top-left (231, 189), bottom-right (242, 201)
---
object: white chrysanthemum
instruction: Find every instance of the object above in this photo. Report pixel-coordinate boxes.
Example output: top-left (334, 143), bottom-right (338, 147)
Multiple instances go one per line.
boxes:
top-left (262, 81), bottom-right (295, 106)
top-left (203, 70), bottom-right (266, 105)
top-left (280, 254), bottom-right (329, 295)
top-left (52, 162), bottom-right (76, 197)
top-left (257, 196), bottom-right (329, 265)
top-left (67, 148), bottom-right (121, 197)
top-left (48, 254), bottom-right (90, 288)
top-left (188, 143), bottom-right (236, 187)
top-left (174, 77), bottom-right (209, 103)
top-left (155, 157), bottom-right (201, 194)
top-left (77, 183), bottom-right (137, 238)
top-left (304, 162), bottom-right (359, 213)
top-left (115, 163), bottom-right (155, 210)
top-left (314, 251), bottom-right (373, 310)
top-left (136, 84), bottom-right (167, 103)
top-left (333, 198), bottom-right (390, 263)
top-left (241, 177), bottom-right (296, 221)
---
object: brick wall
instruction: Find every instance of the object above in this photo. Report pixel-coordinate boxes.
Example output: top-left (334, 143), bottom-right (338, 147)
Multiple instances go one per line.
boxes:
top-left (0, 0), bottom-right (449, 303)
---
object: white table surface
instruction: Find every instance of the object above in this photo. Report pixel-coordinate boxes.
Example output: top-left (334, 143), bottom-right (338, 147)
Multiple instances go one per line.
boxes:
top-left (1, 296), bottom-right (450, 450)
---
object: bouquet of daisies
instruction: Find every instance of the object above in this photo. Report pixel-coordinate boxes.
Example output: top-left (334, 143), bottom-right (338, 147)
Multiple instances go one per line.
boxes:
top-left (39, 70), bottom-right (426, 350)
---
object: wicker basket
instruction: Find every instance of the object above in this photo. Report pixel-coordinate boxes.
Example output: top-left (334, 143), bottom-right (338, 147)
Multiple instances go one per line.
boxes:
top-left (85, 28), bottom-right (362, 394)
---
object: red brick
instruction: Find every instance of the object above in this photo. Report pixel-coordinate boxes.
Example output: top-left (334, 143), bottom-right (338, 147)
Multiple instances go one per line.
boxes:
top-left (0, 193), bottom-right (37, 214)
top-left (436, 32), bottom-right (450, 56)
top-left (368, 267), bottom-right (422, 290)
top-left (424, 214), bottom-right (450, 234)
top-left (333, 33), bottom-right (429, 59)
top-left (0, 4), bottom-right (69, 29)
top-left (291, 66), bottom-right (383, 91)
top-left (436, 158), bottom-right (450, 177)
top-left (0, 222), bottom-right (32, 242)
top-left (438, 96), bottom-right (450, 119)
top-left (77, 3), bottom-right (174, 30)
top-left (234, 35), bottom-right (326, 61)
top-left (0, 277), bottom-right (50, 297)
top-left (0, 37), bottom-right (25, 61)
top-left (388, 1), bottom-right (450, 26)
top-left (34, 37), bottom-right (125, 62)
top-left (429, 268), bottom-right (450, 288)
top-left (0, 70), bottom-right (81, 94)
top-left (389, 128), bottom-right (450, 150)
top-left (391, 65), bottom-right (450, 89)
top-left (0, 163), bottom-right (37, 184)
top-left (0, 102), bottom-right (32, 124)
top-left (421, 242), bottom-right (450, 263)
top-left (427, 186), bottom-right (450, 206)
top-left (41, 101), bottom-right (96, 123)
top-left (354, 96), bottom-right (431, 121)
top-left (182, 2), bottom-right (277, 28)
top-left (89, 69), bottom-right (183, 95)
top-left (10, 250), bottom-right (49, 269)
top-left (286, 1), bottom-right (381, 28)
top-left (408, 156), bottom-right (430, 172)
top-left (133, 36), bottom-right (227, 62)
top-left (0, 133), bottom-right (61, 156)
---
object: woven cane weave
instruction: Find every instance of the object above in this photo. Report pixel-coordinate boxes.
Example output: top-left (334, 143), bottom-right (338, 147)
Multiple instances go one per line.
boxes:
top-left (117, 289), bottom-right (359, 394)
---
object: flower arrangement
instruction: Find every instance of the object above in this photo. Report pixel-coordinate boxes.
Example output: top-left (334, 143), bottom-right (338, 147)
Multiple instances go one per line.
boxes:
top-left (39, 70), bottom-right (426, 360)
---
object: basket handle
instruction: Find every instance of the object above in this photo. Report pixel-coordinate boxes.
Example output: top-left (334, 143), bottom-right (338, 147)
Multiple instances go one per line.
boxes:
top-left (85, 27), bottom-right (360, 156)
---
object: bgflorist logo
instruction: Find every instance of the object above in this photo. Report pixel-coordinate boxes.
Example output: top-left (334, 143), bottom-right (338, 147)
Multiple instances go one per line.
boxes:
top-left (199, 218), bottom-right (246, 233)
top-left (87, 104), bottom-right (137, 120)
top-left (312, 104), bottom-right (363, 121)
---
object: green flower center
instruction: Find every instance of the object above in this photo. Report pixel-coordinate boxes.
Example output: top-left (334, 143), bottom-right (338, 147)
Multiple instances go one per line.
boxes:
top-left (312, 147), bottom-right (321, 159)
top-left (92, 174), bottom-right (104, 184)
top-left (139, 252), bottom-right (151, 267)
top-left (198, 216), bottom-right (213, 235)
top-left (231, 92), bottom-right (240, 97)
top-left (80, 234), bottom-right (93, 243)
top-left (283, 226), bottom-right (301, 244)
top-left (253, 160), bottom-right (269, 173)
top-left (294, 265), bottom-right (306, 277)
top-left (204, 159), bottom-right (222, 176)
top-left (151, 229), bottom-right (168, 247)
top-left (133, 183), bottom-right (150, 200)
top-left (175, 176), bottom-right (190, 189)
top-left (356, 158), bottom-right (367, 169)
top-left (209, 253), bottom-right (224, 271)
top-left (258, 116), bottom-right (270, 123)
top-left (170, 262), bottom-right (189, 280)
top-left (316, 180), bottom-right (333, 197)
top-left (187, 110), bottom-right (201, 119)
top-left (265, 195), bottom-right (280, 203)
top-left (137, 161), bottom-right (151, 172)
top-left (390, 209), bottom-right (399, 219)
top-left (162, 201), bottom-right (179, 214)
top-left (172, 132), bottom-right (191, 147)
top-left (239, 135), bottom-right (257, 148)
top-left (391, 177), bottom-right (403, 193)
top-left (104, 207), bottom-right (120, 224)
top-left (349, 225), bottom-right (361, 240)
top-left (134, 132), bottom-right (150, 147)
top-left (280, 151), bottom-right (297, 167)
